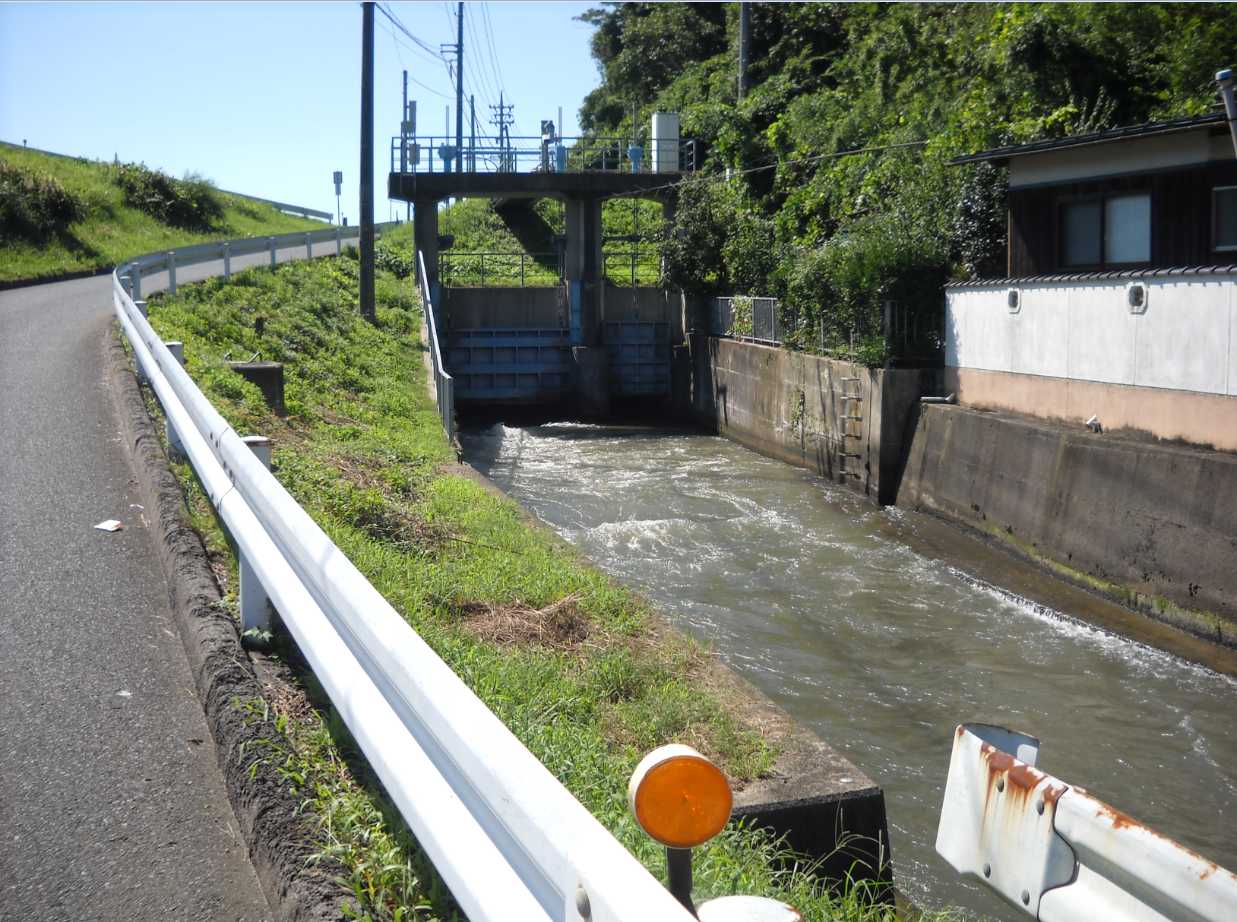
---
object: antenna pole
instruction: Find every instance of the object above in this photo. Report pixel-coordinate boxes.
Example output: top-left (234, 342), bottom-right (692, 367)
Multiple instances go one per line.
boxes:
top-left (360, 0), bottom-right (375, 322)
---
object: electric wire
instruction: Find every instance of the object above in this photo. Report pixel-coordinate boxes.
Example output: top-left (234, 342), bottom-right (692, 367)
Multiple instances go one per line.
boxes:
top-left (608, 139), bottom-right (929, 199)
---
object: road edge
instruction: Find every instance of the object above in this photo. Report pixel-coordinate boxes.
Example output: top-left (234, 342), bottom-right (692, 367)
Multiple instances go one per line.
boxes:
top-left (104, 326), bottom-right (348, 922)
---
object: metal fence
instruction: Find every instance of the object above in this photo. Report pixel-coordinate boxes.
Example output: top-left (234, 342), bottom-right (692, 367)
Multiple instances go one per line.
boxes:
top-left (111, 235), bottom-right (698, 922)
top-left (392, 134), bottom-right (692, 176)
top-left (711, 296), bottom-right (784, 345)
top-left (439, 251), bottom-right (562, 288)
top-left (710, 295), bottom-right (944, 364)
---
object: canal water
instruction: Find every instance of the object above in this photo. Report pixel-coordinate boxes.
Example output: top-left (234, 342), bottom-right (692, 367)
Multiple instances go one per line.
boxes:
top-left (460, 421), bottom-right (1237, 920)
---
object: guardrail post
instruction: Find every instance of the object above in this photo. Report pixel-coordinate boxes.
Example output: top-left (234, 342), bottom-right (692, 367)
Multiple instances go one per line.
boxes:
top-left (164, 341), bottom-right (186, 458)
top-left (269, 236), bottom-right (277, 268)
top-left (238, 436), bottom-right (275, 641)
top-left (305, 232), bottom-right (312, 259)
top-left (119, 273), bottom-right (132, 297)
top-left (133, 300), bottom-right (150, 384)
top-left (336, 226), bottom-right (342, 256)
top-left (166, 252), bottom-right (177, 293)
top-left (131, 266), bottom-right (142, 301)
top-left (222, 241), bottom-right (231, 278)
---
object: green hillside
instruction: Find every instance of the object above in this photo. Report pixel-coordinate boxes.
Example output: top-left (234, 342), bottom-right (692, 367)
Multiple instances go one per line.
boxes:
top-left (0, 143), bottom-right (325, 284)
top-left (574, 2), bottom-right (1236, 359)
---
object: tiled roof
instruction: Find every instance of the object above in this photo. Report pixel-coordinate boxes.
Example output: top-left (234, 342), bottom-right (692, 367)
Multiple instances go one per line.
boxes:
top-left (946, 265), bottom-right (1237, 289)
top-left (950, 113), bottom-right (1226, 165)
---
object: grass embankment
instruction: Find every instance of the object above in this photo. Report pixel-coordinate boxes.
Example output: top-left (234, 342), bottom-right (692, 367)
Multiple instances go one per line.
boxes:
top-left (143, 252), bottom-right (912, 921)
top-left (438, 196), bottom-right (663, 287)
top-left (0, 143), bottom-right (323, 283)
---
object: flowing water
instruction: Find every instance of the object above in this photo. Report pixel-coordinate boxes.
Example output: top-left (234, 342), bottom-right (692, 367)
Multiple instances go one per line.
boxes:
top-left (461, 420), bottom-right (1237, 920)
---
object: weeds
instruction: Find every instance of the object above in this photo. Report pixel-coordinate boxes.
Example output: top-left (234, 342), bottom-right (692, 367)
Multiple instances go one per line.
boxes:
top-left (0, 161), bottom-right (84, 242)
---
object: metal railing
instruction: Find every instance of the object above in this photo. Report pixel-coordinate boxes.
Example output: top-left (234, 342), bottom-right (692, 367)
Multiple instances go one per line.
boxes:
top-left (419, 251), bottom-right (455, 442)
top-left (711, 296), bottom-right (784, 345)
top-left (392, 134), bottom-right (692, 175)
top-left (111, 237), bottom-right (696, 922)
top-left (439, 250), bottom-right (563, 288)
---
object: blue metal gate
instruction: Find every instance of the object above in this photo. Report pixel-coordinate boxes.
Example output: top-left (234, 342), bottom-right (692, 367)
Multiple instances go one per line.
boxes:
top-left (605, 320), bottom-right (670, 397)
top-left (446, 328), bottom-right (573, 403)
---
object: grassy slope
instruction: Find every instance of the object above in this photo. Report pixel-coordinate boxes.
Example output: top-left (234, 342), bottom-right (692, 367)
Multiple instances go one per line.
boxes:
top-left (143, 253), bottom-right (923, 922)
top-left (0, 144), bottom-right (324, 283)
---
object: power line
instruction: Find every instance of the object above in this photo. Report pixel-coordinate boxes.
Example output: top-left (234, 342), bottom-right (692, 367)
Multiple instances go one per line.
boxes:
top-left (609, 139), bottom-right (929, 199)
top-left (481, 4), bottom-right (506, 98)
top-left (379, 23), bottom-right (452, 99)
top-left (376, 2), bottom-right (440, 58)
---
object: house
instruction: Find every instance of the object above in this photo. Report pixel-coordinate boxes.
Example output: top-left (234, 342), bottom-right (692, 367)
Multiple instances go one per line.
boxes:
top-left (943, 110), bottom-right (1237, 451)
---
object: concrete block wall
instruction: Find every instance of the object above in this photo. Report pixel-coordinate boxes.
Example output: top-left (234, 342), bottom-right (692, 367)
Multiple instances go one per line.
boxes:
top-left (946, 274), bottom-right (1237, 450)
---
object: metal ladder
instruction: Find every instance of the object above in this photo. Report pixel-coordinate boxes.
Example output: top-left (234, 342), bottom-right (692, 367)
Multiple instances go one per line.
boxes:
top-left (838, 376), bottom-right (864, 481)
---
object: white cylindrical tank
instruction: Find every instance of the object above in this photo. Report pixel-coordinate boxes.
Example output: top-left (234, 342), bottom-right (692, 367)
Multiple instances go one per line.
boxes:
top-left (651, 111), bottom-right (681, 174)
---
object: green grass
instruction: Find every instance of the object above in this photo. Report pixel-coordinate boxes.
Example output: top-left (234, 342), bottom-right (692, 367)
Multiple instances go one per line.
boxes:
top-left (0, 143), bottom-right (324, 283)
top-left (436, 196), bottom-right (663, 287)
top-left (142, 253), bottom-right (932, 921)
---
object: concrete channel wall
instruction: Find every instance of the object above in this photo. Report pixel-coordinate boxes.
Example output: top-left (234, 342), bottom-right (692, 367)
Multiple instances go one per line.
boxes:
top-left (690, 334), bottom-right (940, 503)
top-left (898, 403), bottom-right (1237, 644)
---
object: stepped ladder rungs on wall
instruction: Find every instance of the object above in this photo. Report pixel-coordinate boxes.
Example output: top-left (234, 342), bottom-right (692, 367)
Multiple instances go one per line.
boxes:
top-left (837, 377), bottom-right (864, 481)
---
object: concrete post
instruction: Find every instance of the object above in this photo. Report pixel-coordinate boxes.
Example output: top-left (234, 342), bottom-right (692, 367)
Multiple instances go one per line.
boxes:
top-left (413, 196), bottom-right (441, 292)
top-left (305, 232), bottom-right (312, 259)
top-left (166, 252), bottom-right (177, 293)
top-left (239, 435), bottom-right (274, 641)
top-left (164, 341), bottom-right (186, 458)
top-left (222, 241), bottom-right (231, 278)
top-left (563, 196), bottom-right (604, 345)
top-left (269, 236), bottom-right (277, 268)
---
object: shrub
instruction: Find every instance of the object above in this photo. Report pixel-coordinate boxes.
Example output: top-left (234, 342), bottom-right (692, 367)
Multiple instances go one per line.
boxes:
top-left (0, 161), bottom-right (85, 242)
top-left (113, 162), bottom-right (224, 230)
top-left (375, 236), bottom-right (415, 279)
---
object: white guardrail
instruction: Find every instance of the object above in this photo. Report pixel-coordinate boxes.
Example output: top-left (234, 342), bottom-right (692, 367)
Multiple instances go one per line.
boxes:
top-left (937, 724), bottom-right (1237, 922)
top-left (112, 232), bottom-right (695, 922)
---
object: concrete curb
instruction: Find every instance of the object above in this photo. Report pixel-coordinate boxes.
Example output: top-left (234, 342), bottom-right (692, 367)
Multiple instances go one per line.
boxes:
top-left (104, 328), bottom-right (348, 922)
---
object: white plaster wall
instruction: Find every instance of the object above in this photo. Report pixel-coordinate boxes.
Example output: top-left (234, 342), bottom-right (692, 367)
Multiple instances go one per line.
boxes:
top-left (947, 275), bottom-right (1237, 396)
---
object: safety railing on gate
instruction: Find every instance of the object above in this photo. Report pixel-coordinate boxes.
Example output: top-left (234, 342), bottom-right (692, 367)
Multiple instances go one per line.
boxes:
top-left (111, 235), bottom-right (696, 922)
top-left (418, 251), bottom-right (455, 443)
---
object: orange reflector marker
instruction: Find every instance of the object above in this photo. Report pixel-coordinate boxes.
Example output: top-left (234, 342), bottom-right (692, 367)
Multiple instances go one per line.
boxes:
top-left (628, 744), bottom-right (733, 848)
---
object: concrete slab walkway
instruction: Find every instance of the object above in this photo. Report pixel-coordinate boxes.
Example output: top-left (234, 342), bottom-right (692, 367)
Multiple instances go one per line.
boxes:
top-left (0, 242), bottom-right (334, 920)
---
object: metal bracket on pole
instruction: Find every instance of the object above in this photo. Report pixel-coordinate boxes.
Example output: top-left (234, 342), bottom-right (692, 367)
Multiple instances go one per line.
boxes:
top-left (223, 241), bottom-right (231, 278)
top-left (167, 251), bottom-right (177, 293)
top-left (239, 435), bottom-right (275, 642)
top-left (269, 236), bottom-right (277, 268)
top-left (164, 341), bottom-right (186, 458)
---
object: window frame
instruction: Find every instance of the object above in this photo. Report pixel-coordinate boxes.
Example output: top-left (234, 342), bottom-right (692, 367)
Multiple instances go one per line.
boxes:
top-left (1056, 189), bottom-right (1153, 271)
top-left (1213, 184), bottom-right (1237, 253)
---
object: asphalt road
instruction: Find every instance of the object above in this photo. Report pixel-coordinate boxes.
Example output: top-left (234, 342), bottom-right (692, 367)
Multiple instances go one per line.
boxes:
top-left (0, 242), bottom-right (335, 920)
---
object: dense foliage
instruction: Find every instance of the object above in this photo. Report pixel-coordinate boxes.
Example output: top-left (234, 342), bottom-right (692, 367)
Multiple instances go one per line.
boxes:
top-left (578, 2), bottom-right (1236, 360)
top-left (113, 162), bottom-right (225, 231)
top-left (0, 161), bottom-right (84, 242)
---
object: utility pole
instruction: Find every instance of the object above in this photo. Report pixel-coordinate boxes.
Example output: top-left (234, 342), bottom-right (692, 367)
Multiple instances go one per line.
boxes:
top-left (469, 94), bottom-right (476, 172)
top-left (455, 1), bottom-right (464, 173)
top-left (402, 69), bottom-right (410, 220)
top-left (360, 0), bottom-right (375, 322)
top-left (738, 2), bottom-right (751, 100)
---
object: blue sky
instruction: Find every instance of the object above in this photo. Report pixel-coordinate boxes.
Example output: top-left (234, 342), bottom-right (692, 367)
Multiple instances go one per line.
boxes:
top-left (0, 1), bottom-right (600, 223)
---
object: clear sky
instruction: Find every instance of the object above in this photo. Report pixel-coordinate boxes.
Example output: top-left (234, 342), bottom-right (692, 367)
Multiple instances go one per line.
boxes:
top-left (0, 1), bottom-right (601, 223)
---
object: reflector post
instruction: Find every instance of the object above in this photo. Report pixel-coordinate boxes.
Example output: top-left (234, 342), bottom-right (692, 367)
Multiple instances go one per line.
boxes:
top-left (628, 744), bottom-right (733, 848)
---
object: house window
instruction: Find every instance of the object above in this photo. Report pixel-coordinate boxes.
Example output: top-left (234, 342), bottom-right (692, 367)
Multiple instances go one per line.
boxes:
top-left (1060, 192), bottom-right (1151, 268)
top-left (1216, 186), bottom-right (1237, 252)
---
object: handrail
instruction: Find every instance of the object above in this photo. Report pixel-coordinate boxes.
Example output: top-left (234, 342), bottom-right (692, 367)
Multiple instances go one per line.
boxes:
top-left (112, 233), bottom-right (693, 922)
top-left (418, 250), bottom-right (455, 442)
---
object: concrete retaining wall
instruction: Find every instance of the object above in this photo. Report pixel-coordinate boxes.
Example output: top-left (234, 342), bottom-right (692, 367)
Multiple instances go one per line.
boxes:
top-left (690, 335), bottom-right (940, 503)
top-left (898, 404), bottom-right (1237, 643)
